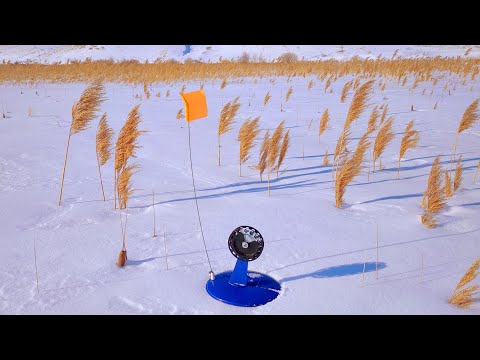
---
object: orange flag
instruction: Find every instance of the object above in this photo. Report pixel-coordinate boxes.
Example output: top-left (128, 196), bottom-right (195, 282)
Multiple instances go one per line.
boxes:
top-left (180, 90), bottom-right (208, 122)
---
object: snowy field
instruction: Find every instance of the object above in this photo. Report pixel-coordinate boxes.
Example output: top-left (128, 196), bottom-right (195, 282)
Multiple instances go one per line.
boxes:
top-left (1, 52), bottom-right (480, 314)
top-left (1, 45), bottom-right (480, 64)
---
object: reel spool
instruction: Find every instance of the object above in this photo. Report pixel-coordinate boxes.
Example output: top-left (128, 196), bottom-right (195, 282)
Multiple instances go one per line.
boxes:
top-left (206, 226), bottom-right (281, 307)
top-left (228, 226), bottom-right (264, 262)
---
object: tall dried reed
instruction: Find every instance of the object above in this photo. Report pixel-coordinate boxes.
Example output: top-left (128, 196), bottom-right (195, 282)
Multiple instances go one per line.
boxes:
top-left (398, 120), bottom-right (419, 178)
top-left (445, 169), bottom-right (453, 197)
top-left (114, 104), bottom-right (145, 209)
top-left (238, 117), bottom-right (261, 176)
top-left (451, 99), bottom-right (479, 167)
top-left (251, 130), bottom-right (270, 181)
top-left (319, 108), bottom-right (329, 144)
top-left (373, 116), bottom-right (394, 172)
top-left (454, 155), bottom-right (463, 191)
top-left (340, 80), bottom-right (352, 103)
top-left (264, 91), bottom-right (271, 107)
top-left (267, 121), bottom-right (285, 195)
top-left (58, 82), bottom-right (106, 206)
top-left (323, 148), bottom-right (330, 165)
top-left (275, 129), bottom-right (290, 177)
top-left (96, 113), bottom-right (113, 201)
top-left (448, 258), bottom-right (480, 308)
top-left (218, 96), bottom-right (240, 166)
top-left (335, 131), bottom-right (371, 208)
top-left (473, 160), bottom-right (480, 184)
top-left (421, 156), bottom-right (445, 228)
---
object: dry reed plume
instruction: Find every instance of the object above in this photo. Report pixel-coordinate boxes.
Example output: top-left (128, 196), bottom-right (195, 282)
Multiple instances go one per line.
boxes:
top-left (58, 82), bottom-right (106, 206)
top-left (444, 170), bottom-right (453, 197)
top-left (96, 113), bottom-right (113, 201)
top-left (379, 105), bottom-right (388, 126)
top-left (285, 86), bottom-right (293, 102)
top-left (451, 99), bottom-right (479, 166)
top-left (267, 121), bottom-right (285, 195)
top-left (166, 90), bottom-right (170, 97)
top-left (308, 80), bottom-right (314, 90)
top-left (325, 76), bottom-right (332, 93)
top-left (448, 258), bottom-right (480, 308)
top-left (319, 108), bottom-right (329, 143)
top-left (344, 80), bottom-right (374, 128)
top-left (473, 160), bottom-right (480, 183)
top-left (335, 131), bottom-right (371, 208)
top-left (251, 130), bottom-right (270, 181)
top-left (176, 108), bottom-right (184, 119)
top-left (180, 84), bottom-right (186, 93)
top-left (334, 80), bottom-right (374, 165)
top-left (421, 156), bottom-right (445, 228)
top-left (218, 96), bottom-right (240, 166)
top-left (264, 91), bottom-right (271, 107)
top-left (454, 155), bottom-right (463, 191)
top-left (323, 148), bottom-right (330, 165)
top-left (220, 79), bottom-right (227, 89)
top-left (340, 80), bottom-right (353, 103)
top-left (2, 57), bottom-right (480, 85)
top-left (117, 164), bottom-right (140, 209)
top-left (367, 106), bottom-right (379, 133)
top-left (238, 117), bottom-right (261, 176)
top-left (398, 120), bottom-right (419, 178)
top-left (114, 104), bottom-right (146, 209)
top-left (275, 129), bottom-right (290, 177)
top-left (372, 116), bottom-right (394, 172)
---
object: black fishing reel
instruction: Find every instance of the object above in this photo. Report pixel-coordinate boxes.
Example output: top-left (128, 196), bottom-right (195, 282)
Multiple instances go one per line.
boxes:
top-left (228, 226), bottom-right (264, 261)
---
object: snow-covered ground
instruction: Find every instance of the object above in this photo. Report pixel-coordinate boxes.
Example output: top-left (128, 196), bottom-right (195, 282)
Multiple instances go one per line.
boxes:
top-left (1, 45), bottom-right (480, 64)
top-left (1, 57), bottom-right (480, 314)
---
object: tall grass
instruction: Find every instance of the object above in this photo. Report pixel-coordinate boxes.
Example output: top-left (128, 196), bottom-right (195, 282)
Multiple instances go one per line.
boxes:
top-left (251, 130), bottom-right (270, 182)
top-left (454, 155), bottom-right (463, 191)
top-left (114, 104), bottom-right (146, 209)
top-left (335, 131), bottom-right (371, 208)
top-left (449, 258), bottom-right (480, 308)
top-left (275, 129), bottom-right (290, 177)
top-left (2, 57), bottom-right (479, 84)
top-left (96, 113), bottom-right (113, 201)
top-left (397, 120), bottom-right (419, 178)
top-left (319, 108), bottom-right (329, 144)
top-left (58, 82), bottom-right (106, 206)
top-left (373, 117), bottom-right (395, 172)
top-left (267, 121), bottom-right (285, 195)
top-left (218, 96), bottom-right (240, 166)
top-left (238, 117), bottom-right (261, 176)
top-left (421, 156), bottom-right (445, 228)
top-left (451, 99), bottom-right (479, 167)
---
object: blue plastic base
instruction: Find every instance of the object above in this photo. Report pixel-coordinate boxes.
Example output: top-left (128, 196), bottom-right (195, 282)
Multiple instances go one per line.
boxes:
top-left (206, 270), bottom-right (281, 307)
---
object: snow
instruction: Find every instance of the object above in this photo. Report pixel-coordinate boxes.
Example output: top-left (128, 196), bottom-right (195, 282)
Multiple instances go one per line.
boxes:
top-left (1, 45), bottom-right (480, 64)
top-left (1, 49), bottom-right (480, 314)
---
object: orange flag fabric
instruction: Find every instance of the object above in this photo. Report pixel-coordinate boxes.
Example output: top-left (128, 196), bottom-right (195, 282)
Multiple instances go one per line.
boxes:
top-left (181, 90), bottom-right (208, 122)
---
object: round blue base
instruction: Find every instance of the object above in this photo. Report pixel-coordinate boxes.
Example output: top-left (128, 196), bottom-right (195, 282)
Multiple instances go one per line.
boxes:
top-left (206, 271), bottom-right (281, 307)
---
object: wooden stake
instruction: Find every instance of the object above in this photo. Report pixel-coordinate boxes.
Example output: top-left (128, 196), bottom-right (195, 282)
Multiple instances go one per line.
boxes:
top-left (96, 151), bottom-right (106, 201)
top-left (33, 235), bottom-right (40, 294)
top-left (152, 190), bottom-right (157, 238)
top-left (58, 127), bottom-right (72, 206)
top-left (163, 225), bottom-right (168, 270)
top-left (376, 223), bottom-right (379, 280)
